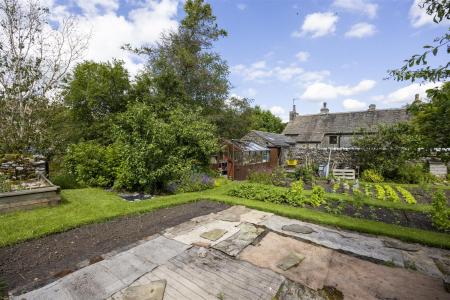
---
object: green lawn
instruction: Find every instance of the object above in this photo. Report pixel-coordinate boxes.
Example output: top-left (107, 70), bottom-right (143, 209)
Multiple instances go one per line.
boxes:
top-left (0, 182), bottom-right (449, 249)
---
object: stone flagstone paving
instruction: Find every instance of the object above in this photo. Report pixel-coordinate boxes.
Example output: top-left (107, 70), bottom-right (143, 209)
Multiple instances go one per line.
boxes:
top-left (14, 205), bottom-right (450, 300)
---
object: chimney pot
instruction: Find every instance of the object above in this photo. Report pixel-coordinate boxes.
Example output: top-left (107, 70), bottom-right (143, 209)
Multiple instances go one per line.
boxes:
top-left (320, 102), bottom-right (329, 114)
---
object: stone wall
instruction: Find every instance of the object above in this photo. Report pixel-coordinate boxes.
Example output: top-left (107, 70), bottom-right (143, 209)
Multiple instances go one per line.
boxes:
top-left (290, 146), bottom-right (358, 169)
top-left (0, 154), bottom-right (47, 180)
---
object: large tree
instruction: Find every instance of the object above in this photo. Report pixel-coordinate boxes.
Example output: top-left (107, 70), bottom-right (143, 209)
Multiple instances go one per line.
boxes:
top-left (408, 82), bottom-right (450, 161)
top-left (0, 0), bottom-right (86, 153)
top-left (126, 0), bottom-right (229, 115)
top-left (63, 60), bottom-right (131, 143)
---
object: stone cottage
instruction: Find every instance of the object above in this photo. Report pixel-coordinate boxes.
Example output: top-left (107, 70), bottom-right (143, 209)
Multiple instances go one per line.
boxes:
top-left (284, 102), bottom-right (410, 149)
top-left (282, 102), bottom-right (410, 170)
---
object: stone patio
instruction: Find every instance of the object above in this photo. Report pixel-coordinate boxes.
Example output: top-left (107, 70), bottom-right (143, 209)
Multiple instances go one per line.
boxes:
top-left (14, 206), bottom-right (450, 300)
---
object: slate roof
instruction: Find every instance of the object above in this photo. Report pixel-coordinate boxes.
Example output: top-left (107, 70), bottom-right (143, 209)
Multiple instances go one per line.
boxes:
top-left (250, 130), bottom-right (296, 147)
top-left (283, 108), bottom-right (410, 142)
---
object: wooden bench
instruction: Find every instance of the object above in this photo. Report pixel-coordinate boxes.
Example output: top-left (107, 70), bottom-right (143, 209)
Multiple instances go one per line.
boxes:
top-left (333, 169), bottom-right (356, 180)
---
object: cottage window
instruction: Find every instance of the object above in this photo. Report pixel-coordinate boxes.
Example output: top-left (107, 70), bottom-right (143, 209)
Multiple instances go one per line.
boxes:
top-left (329, 135), bottom-right (338, 145)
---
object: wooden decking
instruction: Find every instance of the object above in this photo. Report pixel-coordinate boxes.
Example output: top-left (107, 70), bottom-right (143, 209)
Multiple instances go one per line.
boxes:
top-left (111, 247), bottom-right (284, 300)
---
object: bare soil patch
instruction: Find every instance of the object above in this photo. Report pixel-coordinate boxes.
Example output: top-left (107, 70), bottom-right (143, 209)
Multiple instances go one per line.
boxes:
top-left (0, 200), bottom-right (229, 294)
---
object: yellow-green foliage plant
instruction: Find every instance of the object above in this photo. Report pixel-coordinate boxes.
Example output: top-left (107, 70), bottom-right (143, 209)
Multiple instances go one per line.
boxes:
top-left (332, 182), bottom-right (340, 193)
top-left (363, 183), bottom-right (372, 198)
top-left (384, 185), bottom-right (400, 202)
top-left (309, 185), bottom-right (326, 207)
top-left (395, 186), bottom-right (416, 204)
top-left (375, 184), bottom-right (385, 201)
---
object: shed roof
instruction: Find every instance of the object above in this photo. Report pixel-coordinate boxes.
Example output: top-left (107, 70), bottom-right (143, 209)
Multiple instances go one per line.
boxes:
top-left (283, 108), bottom-right (409, 142)
top-left (229, 139), bottom-right (269, 152)
top-left (250, 130), bottom-right (296, 147)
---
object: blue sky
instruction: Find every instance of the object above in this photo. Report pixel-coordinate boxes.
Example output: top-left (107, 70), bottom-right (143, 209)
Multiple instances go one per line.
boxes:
top-left (50, 0), bottom-right (448, 121)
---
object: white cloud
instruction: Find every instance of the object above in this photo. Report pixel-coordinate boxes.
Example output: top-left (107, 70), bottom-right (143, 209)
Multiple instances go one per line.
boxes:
top-left (231, 60), bottom-right (273, 81)
top-left (297, 70), bottom-right (331, 84)
top-left (274, 65), bottom-right (304, 81)
top-left (295, 51), bottom-right (310, 62)
top-left (333, 0), bottom-right (378, 19)
top-left (49, 0), bottom-right (179, 76)
top-left (237, 3), bottom-right (247, 11)
top-left (231, 61), bottom-right (303, 82)
top-left (76, 0), bottom-right (119, 16)
top-left (342, 98), bottom-right (367, 110)
top-left (270, 106), bottom-right (289, 122)
top-left (301, 79), bottom-right (376, 101)
top-left (382, 82), bottom-right (443, 104)
top-left (345, 22), bottom-right (376, 38)
top-left (292, 12), bottom-right (338, 38)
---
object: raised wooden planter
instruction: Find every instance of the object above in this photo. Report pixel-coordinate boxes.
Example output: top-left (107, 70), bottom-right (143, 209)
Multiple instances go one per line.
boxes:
top-left (0, 177), bottom-right (61, 213)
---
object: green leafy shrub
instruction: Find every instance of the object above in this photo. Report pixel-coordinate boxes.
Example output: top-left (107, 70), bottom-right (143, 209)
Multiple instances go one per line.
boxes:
top-left (64, 142), bottom-right (119, 187)
top-left (397, 163), bottom-right (435, 184)
top-left (431, 191), bottom-right (450, 230)
top-left (294, 166), bottom-right (315, 184)
top-left (395, 186), bottom-right (416, 204)
top-left (166, 172), bottom-right (214, 193)
top-left (50, 173), bottom-right (83, 189)
top-left (309, 185), bottom-right (326, 207)
top-left (384, 185), bottom-right (400, 202)
top-left (228, 183), bottom-right (290, 204)
top-left (374, 184), bottom-right (385, 201)
top-left (248, 170), bottom-right (272, 185)
top-left (361, 169), bottom-right (384, 183)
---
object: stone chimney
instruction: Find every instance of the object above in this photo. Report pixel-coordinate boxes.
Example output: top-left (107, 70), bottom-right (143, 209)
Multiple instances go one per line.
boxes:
top-left (368, 104), bottom-right (376, 111)
top-left (289, 100), bottom-right (299, 121)
top-left (414, 94), bottom-right (420, 102)
top-left (320, 102), bottom-right (329, 114)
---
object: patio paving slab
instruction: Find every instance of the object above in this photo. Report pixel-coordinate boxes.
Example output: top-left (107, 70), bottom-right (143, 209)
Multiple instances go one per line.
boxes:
top-left (239, 232), bottom-right (334, 290)
top-left (212, 222), bottom-right (265, 256)
top-left (166, 219), bottom-right (240, 246)
top-left (239, 232), bottom-right (449, 300)
top-left (262, 214), bottom-right (406, 266)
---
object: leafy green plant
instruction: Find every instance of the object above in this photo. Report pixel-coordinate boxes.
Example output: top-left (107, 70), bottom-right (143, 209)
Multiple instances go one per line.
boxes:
top-left (384, 185), bottom-right (400, 202)
top-left (64, 142), bottom-right (119, 188)
top-left (352, 188), bottom-right (364, 202)
top-left (294, 166), bottom-right (315, 184)
top-left (167, 172), bottom-right (214, 193)
top-left (309, 185), bottom-right (326, 207)
top-left (228, 183), bottom-right (291, 205)
top-left (332, 182), bottom-right (340, 193)
top-left (50, 173), bottom-right (83, 189)
top-left (248, 170), bottom-right (272, 185)
top-left (363, 183), bottom-right (372, 198)
top-left (431, 190), bottom-right (450, 230)
top-left (361, 169), bottom-right (384, 183)
top-left (397, 163), bottom-right (435, 184)
top-left (375, 184), bottom-right (385, 201)
top-left (288, 179), bottom-right (305, 206)
top-left (271, 167), bottom-right (289, 187)
top-left (395, 186), bottom-right (416, 204)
